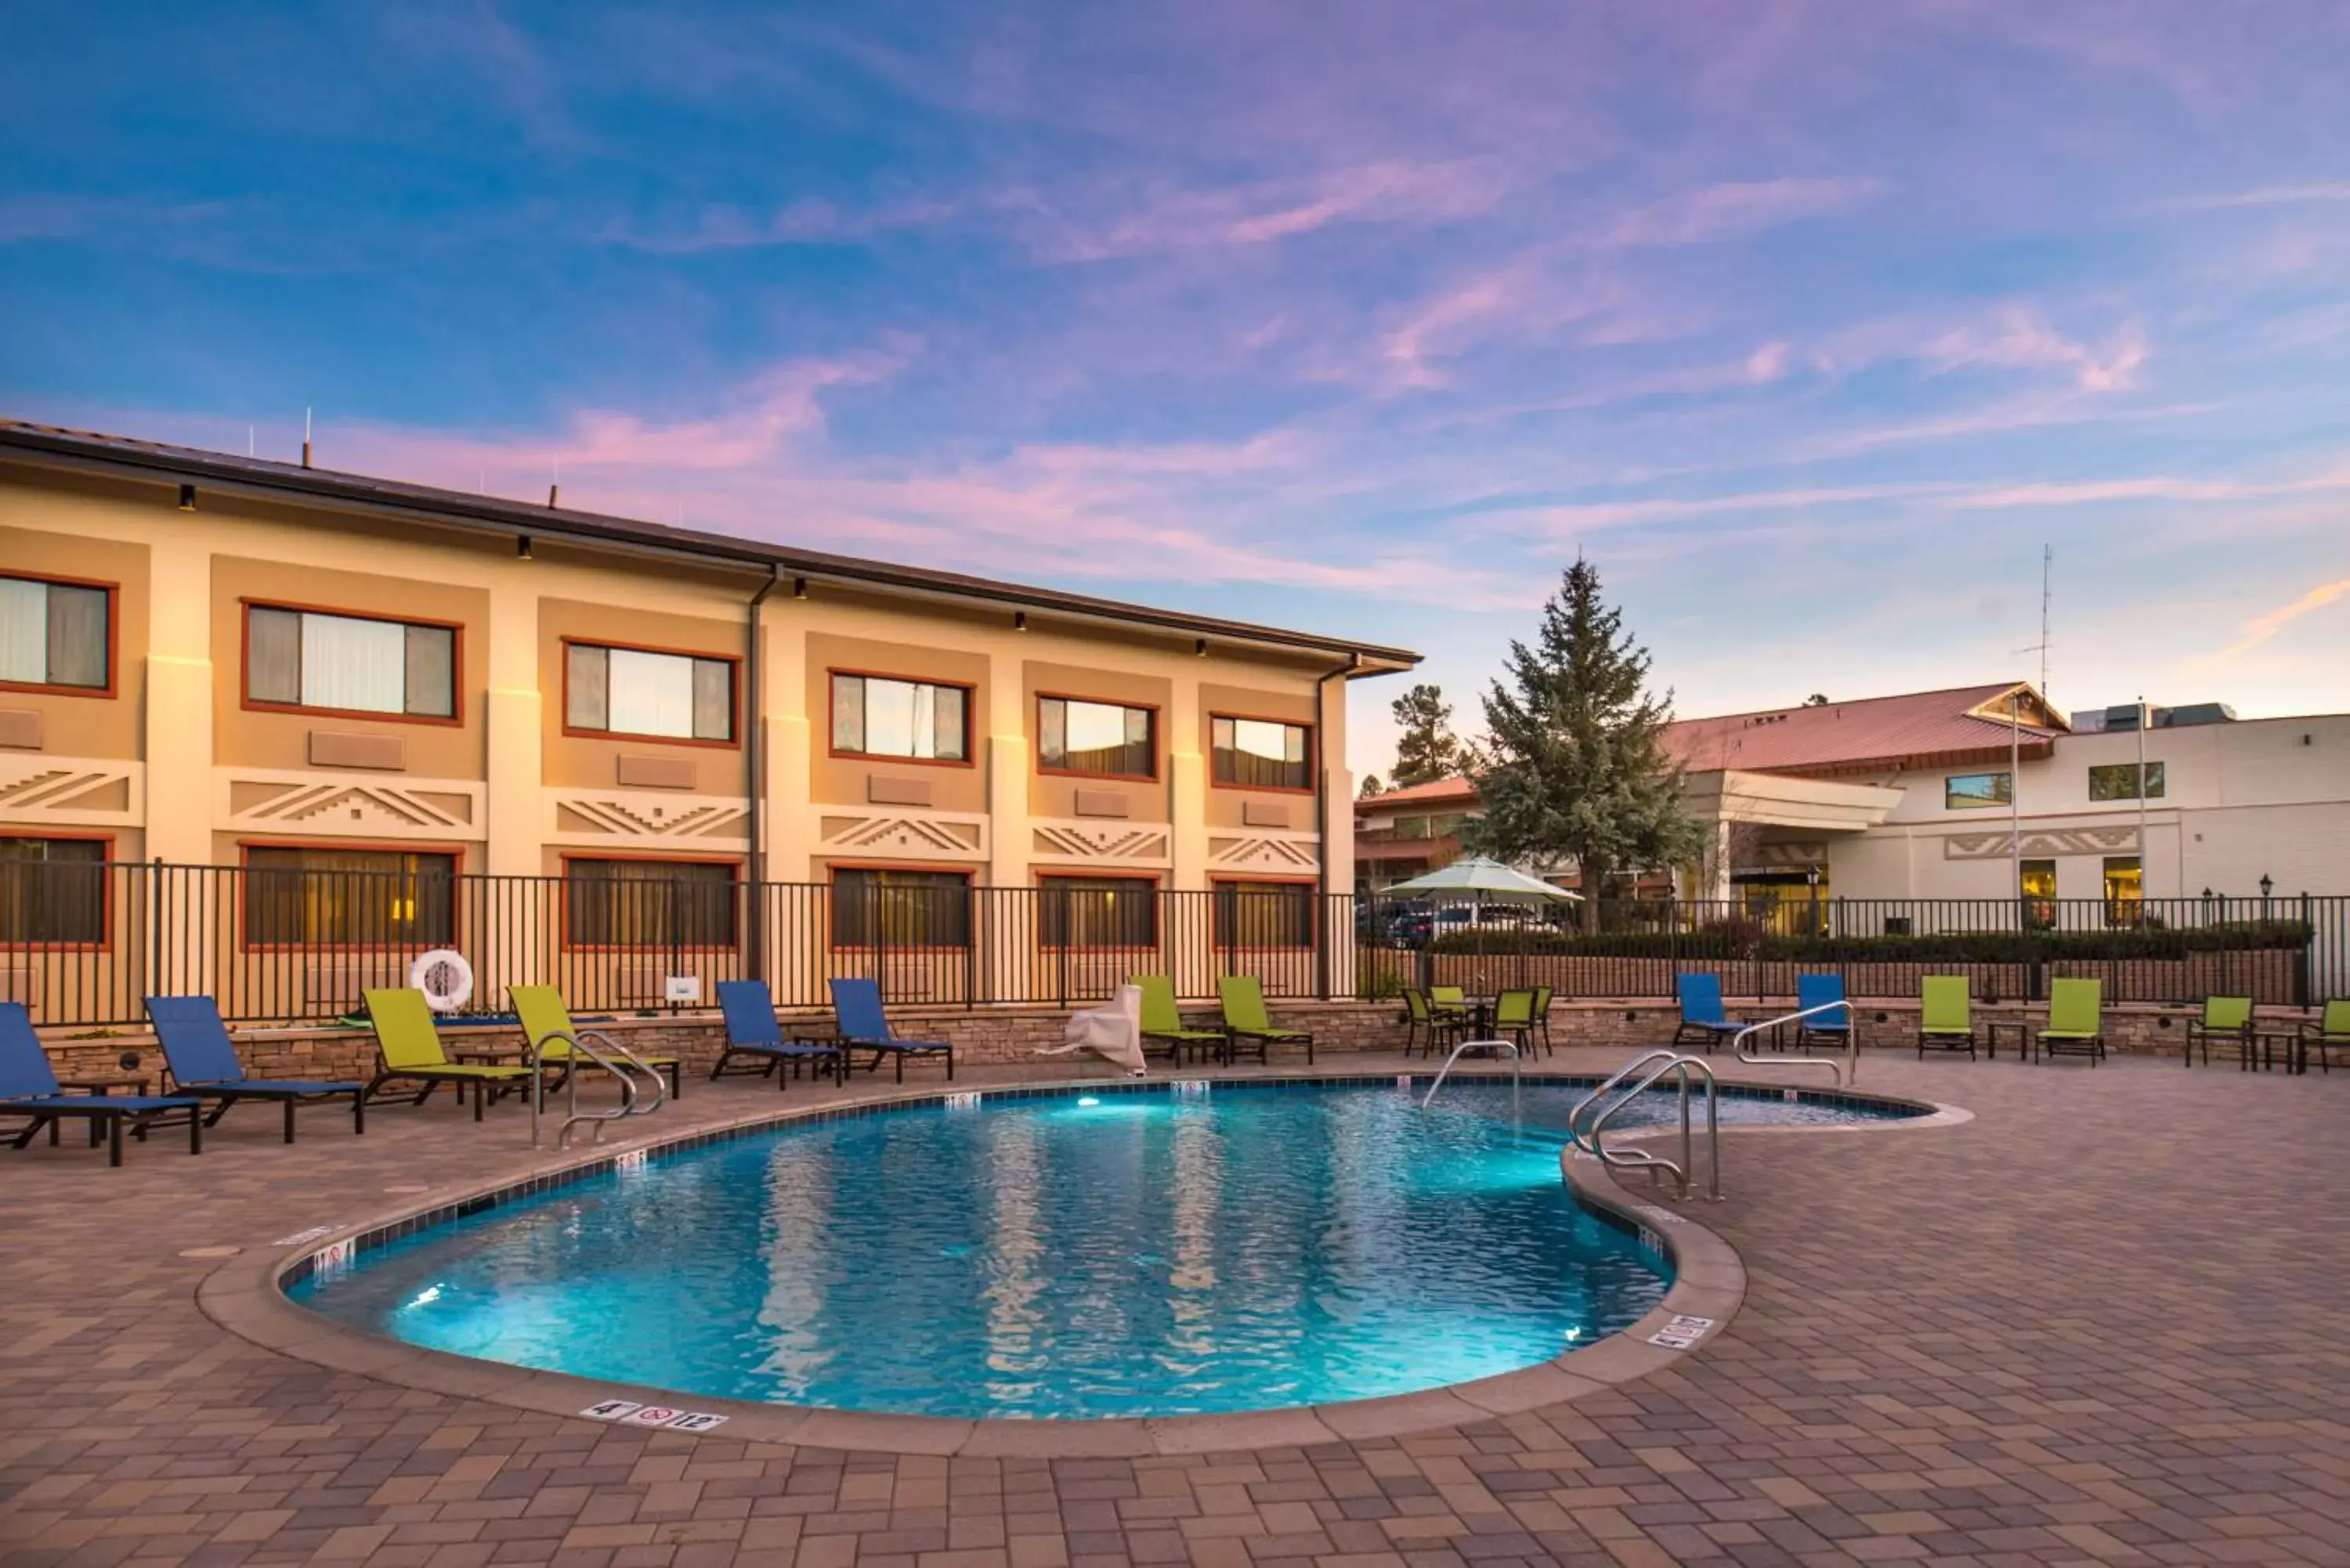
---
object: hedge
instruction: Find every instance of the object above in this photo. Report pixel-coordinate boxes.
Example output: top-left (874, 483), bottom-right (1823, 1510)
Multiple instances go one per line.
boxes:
top-left (1424, 919), bottom-right (2314, 962)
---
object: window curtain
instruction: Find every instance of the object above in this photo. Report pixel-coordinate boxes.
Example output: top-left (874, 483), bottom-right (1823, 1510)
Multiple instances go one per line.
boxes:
top-left (566, 643), bottom-right (609, 730)
top-left (608, 648), bottom-right (696, 738)
top-left (301, 612), bottom-right (406, 714)
top-left (0, 578), bottom-right (46, 685)
top-left (245, 607), bottom-right (303, 705)
top-left (45, 583), bottom-right (107, 688)
top-left (692, 658), bottom-right (732, 740)
top-left (403, 624), bottom-right (454, 717)
top-left (831, 673), bottom-right (865, 751)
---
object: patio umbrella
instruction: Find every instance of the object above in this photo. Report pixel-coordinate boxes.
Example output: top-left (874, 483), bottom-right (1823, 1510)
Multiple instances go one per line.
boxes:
top-left (1379, 855), bottom-right (1580, 903)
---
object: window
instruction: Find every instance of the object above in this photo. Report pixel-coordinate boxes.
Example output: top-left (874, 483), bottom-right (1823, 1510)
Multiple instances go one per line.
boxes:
top-left (1041, 876), bottom-right (1158, 948)
top-left (0, 837), bottom-right (107, 945)
top-left (1945, 771), bottom-right (2012, 810)
top-left (831, 674), bottom-right (969, 762)
top-left (831, 869), bottom-right (972, 948)
top-left (242, 847), bottom-right (456, 946)
top-left (2102, 856), bottom-right (2143, 924)
top-left (2019, 860), bottom-right (2056, 899)
top-left (1214, 880), bottom-right (1315, 948)
top-left (2088, 761), bottom-right (2164, 801)
top-left (245, 605), bottom-right (456, 720)
top-left (565, 642), bottom-right (735, 743)
top-left (1212, 716), bottom-right (1311, 791)
top-left (0, 574), bottom-right (110, 692)
top-left (1039, 697), bottom-right (1154, 779)
top-left (565, 859), bottom-right (738, 948)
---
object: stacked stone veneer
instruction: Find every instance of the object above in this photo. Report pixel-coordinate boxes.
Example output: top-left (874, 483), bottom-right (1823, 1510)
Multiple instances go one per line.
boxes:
top-left (36, 995), bottom-right (2325, 1079)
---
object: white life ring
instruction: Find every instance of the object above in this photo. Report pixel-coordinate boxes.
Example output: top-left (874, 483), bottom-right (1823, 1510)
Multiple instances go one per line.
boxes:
top-left (409, 948), bottom-right (475, 1014)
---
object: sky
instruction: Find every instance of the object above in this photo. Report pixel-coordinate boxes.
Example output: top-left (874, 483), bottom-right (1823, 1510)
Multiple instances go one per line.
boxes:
top-left (4, 2), bottom-right (2349, 779)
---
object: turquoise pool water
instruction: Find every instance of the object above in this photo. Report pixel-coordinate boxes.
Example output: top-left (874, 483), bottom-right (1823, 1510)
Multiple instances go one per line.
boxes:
top-left (289, 1082), bottom-right (1900, 1419)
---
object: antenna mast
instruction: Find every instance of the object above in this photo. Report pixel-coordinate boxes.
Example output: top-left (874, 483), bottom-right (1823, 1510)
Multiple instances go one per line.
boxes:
top-left (2037, 544), bottom-right (2052, 703)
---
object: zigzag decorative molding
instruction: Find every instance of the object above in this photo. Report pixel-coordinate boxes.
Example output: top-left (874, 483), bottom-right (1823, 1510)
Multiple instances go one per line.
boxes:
top-left (548, 788), bottom-right (750, 851)
top-left (218, 768), bottom-right (485, 841)
top-left (1945, 826), bottom-right (2142, 861)
top-left (0, 754), bottom-right (144, 829)
top-left (818, 810), bottom-right (988, 861)
top-left (1207, 833), bottom-right (1321, 873)
top-left (1032, 818), bottom-right (1173, 865)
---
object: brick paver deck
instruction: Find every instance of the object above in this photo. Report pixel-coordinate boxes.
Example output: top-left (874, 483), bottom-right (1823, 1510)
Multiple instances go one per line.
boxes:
top-left (4, 1049), bottom-right (2347, 1568)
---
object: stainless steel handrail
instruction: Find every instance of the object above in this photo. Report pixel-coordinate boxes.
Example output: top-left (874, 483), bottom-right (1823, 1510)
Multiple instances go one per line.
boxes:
top-left (1567, 1048), bottom-right (1681, 1151)
top-left (531, 1028), bottom-right (665, 1149)
top-left (1587, 1054), bottom-right (1723, 1201)
top-left (1419, 1038), bottom-right (1520, 1107)
top-left (1726, 1001), bottom-right (1855, 1086)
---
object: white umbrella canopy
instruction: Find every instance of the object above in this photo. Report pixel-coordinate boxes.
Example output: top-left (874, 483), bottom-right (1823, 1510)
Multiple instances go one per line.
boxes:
top-left (1378, 855), bottom-right (1581, 903)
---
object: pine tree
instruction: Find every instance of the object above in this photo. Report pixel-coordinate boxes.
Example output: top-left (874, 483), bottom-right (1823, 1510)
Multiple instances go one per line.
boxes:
top-left (1389, 683), bottom-right (1466, 787)
top-left (1358, 773), bottom-right (1385, 797)
top-left (1464, 558), bottom-right (1701, 919)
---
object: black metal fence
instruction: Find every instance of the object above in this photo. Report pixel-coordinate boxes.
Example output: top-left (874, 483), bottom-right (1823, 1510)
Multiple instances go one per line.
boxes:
top-left (2, 862), bottom-right (2343, 1028)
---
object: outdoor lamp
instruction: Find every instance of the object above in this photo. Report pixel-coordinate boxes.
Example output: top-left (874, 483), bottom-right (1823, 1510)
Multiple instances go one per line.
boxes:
top-left (2260, 874), bottom-right (2273, 898)
top-left (178, 482), bottom-right (197, 511)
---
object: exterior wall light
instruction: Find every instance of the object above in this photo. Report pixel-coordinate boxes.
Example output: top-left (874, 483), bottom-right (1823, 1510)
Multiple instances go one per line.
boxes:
top-left (178, 483), bottom-right (197, 512)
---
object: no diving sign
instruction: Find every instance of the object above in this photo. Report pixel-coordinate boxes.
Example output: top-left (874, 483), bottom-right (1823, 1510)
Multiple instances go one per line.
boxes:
top-left (1647, 1313), bottom-right (1716, 1350)
top-left (578, 1399), bottom-right (729, 1432)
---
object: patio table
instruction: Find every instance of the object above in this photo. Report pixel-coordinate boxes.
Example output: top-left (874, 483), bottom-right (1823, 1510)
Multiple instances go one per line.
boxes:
top-left (1985, 1020), bottom-right (2030, 1062)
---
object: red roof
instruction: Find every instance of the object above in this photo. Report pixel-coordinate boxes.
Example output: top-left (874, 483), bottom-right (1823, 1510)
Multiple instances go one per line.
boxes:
top-left (1358, 776), bottom-right (1482, 809)
top-left (1662, 682), bottom-right (2061, 777)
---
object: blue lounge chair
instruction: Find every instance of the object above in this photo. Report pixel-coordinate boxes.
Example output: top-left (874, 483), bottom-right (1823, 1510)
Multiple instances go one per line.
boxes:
top-left (715, 981), bottom-right (847, 1088)
top-left (1, 1002), bottom-right (204, 1166)
top-left (828, 977), bottom-right (955, 1083)
top-left (146, 995), bottom-right (368, 1142)
top-left (1794, 974), bottom-right (1852, 1053)
top-left (1672, 974), bottom-right (1748, 1052)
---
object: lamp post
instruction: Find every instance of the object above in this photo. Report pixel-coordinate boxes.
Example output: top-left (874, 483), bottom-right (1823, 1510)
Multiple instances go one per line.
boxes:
top-left (2260, 873), bottom-right (2273, 921)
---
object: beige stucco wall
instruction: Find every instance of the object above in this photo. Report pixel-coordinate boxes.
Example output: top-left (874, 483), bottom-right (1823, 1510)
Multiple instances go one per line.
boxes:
top-left (537, 595), bottom-right (750, 793)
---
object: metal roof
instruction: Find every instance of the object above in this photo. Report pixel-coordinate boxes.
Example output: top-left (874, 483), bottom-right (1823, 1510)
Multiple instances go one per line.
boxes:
top-left (0, 419), bottom-right (1422, 670)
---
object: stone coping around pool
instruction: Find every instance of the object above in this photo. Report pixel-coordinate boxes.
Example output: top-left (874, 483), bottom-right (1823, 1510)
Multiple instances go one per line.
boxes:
top-left (196, 1069), bottom-right (1960, 1459)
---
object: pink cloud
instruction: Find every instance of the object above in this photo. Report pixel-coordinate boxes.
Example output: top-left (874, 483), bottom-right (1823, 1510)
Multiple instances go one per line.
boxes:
top-left (1592, 176), bottom-right (1887, 247)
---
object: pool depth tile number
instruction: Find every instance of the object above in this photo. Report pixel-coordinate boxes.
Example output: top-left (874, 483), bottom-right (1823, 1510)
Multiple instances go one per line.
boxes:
top-left (577, 1398), bottom-right (730, 1432)
top-left (1648, 1313), bottom-right (1715, 1350)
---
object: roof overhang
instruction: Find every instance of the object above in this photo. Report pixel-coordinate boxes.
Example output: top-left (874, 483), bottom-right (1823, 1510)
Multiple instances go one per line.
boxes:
top-left (1681, 768), bottom-right (1904, 832)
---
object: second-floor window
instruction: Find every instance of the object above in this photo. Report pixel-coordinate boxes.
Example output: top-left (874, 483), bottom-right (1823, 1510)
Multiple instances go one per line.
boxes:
top-left (0, 573), bottom-right (110, 692)
top-left (1944, 771), bottom-right (2012, 810)
top-left (1039, 696), bottom-right (1154, 778)
top-left (832, 673), bottom-right (969, 762)
top-left (1212, 716), bottom-right (1311, 791)
top-left (2088, 761), bottom-right (2164, 801)
top-left (566, 642), bottom-right (736, 742)
top-left (246, 604), bottom-right (456, 720)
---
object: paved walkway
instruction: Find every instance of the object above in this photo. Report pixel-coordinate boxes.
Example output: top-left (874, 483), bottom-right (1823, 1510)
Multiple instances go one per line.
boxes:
top-left (4, 1048), bottom-right (2348, 1568)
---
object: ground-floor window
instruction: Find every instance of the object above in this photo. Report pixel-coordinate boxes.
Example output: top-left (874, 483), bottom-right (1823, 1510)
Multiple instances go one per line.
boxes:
top-left (242, 847), bottom-right (457, 946)
top-left (0, 836), bottom-right (107, 945)
top-left (831, 868), bottom-right (972, 948)
top-left (1039, 876), bottom-right (1158, 948)
top-left (2102, 856), bottom-right (2142, 924)
top-left (1214, 880), bottom-right (1314, 948)
top-left (565, 858), bottom-right (739, 948)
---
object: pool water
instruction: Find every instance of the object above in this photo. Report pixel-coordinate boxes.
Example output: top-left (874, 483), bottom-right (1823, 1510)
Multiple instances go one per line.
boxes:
top-left (290, 1082), bottom-right (1901, 1419)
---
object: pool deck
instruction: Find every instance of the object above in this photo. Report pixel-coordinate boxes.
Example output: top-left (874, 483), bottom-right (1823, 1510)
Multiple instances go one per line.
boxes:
top-left (5, 1049), bottom-right (2348, 1568)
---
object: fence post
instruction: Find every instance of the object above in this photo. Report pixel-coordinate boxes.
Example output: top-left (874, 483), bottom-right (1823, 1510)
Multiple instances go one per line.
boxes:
top-left (148, 858), bottom-right (165, 1011)
top-left (2298, 892), bottom-right (2312, 1009)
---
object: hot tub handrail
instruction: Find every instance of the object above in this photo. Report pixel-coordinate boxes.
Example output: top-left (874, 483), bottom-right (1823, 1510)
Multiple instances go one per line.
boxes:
top-left (1586, 1054), bottom-right (1723, 1201)
top-left (1726, 1001), bottom-right (1853, 1086)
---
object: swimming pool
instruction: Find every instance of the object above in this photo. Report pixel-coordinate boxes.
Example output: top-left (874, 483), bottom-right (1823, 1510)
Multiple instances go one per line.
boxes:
top-left (288, 1080), bottom-right (1909, 1420)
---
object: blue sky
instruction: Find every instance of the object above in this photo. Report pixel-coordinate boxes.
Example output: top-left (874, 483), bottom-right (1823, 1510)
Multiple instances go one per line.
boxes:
top-left (5, 2), bottom-right (2348, 775)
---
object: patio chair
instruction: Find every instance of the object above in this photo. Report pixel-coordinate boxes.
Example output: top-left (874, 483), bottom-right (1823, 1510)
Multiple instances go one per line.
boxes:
top-left (1134, 974), bottom-right (1227, 1065)
top-left (1917, 976), bottom-right (1977, 1059)
top-left (1401, 987), bottom-right (1462, 1057)
top-left (361, 988), bottom-right (534, 1119)
top-left (2182, 995), bottom-right (2254, 1069)
top-left (1794, 974), bottom-right (1851, 1054)
top-left (1218, 974), bottom-right (1314, 1066)
top-left (1430, 984), bottom-right (1473, 1024)
top-left (510, 986), bottom-right (683, 1099)
top-left (1672, 974), bottom-right (1747, 1052)
top-left (1, 1002), bottom-right (204, 1166)
top-left (713, 980), bottom-right (847, 1087)
top-left (2298, 999), bottom-right (2350, 1075)
top-left (828, 977), bottom-right (955, 1082)
top-left (1487, 988), bottom-right (1539, 1057)
top-left (145, 995), bottom-right (367, 1142)
top-left (2035, 977), bottom-right (2106, 1065)
top-left (1530, 985), bottom-right (1556, 1057)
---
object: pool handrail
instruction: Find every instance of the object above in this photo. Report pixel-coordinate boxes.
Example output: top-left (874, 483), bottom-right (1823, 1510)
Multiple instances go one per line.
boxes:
top-left (1586, 1053), bottom-right (1723, 1202)
top-left (1567, 1049), bottom-right (1682, 1151)
top-left (531, 1028), bottom-right (667, 1149)
top-left (1419, 1037), bottom-right (1520, 1107)
top-left (1726, 1001), bottom-right (1854, 1086)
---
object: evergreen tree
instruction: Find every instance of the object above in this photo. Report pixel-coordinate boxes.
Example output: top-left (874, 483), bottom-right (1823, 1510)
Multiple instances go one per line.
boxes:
top-left (1389, 683), bottom-right (1466, 787)
top-left (1358, 773), bottom-right (1385, 797)
top-left (1464, 559), bottom-right (1701, 919)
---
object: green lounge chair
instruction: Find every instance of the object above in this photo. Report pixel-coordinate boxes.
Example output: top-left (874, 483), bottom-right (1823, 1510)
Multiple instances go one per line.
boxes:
top-left (1218, 975), bottom-right (1313, 1066)
top-left (1133, 974), bottom-right (1225, 1065)
top-left (1529, 985), bottom-right (1556, 1057)
top-left (362, 988), bottom-right (534, 1120)
top-left (2035, 977), bottom-right (2106, 1064)
top-left (2184, 995), bottom-right (2253, 1069)
top-left (1488, 988), bottom-right (1538, 1055)
top-left (2299, 999), bottom-right (2350, 1075)
top-left (1917, 977), bottom-right (1976, 1059)
top-left (1401, 988), bottom-right (1459, 1057)
top-left (510, 986), bottom-right (683, 1099)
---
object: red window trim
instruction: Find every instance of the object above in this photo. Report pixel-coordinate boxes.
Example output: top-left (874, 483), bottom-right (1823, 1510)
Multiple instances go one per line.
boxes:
top-left (238, 598), bottom-right (468, 728)
top-left (558, 636), bottom-right (743, 751)
top-left (0, 829), bottom-right (117, 952)
top-left (825, 667), bottom-right (979, 770)
top-left (1035, 691), bottom-right (1162, 782)
top-left (1207, 710), bottom-right (1316, 796)
top-left (0, 570), bottom-right (121, 702)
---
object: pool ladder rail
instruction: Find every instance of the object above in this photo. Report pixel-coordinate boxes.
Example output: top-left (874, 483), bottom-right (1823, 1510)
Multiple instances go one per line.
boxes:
top-left (1723, 1000), bottom-right (1857, 1086)
top-left (1567, 1049), bottom-right (1723, 1202)
top-left (530, 1028), bottom-right (670, 1150)
top-left (1419, 1038), bottom-right (1520, 1108)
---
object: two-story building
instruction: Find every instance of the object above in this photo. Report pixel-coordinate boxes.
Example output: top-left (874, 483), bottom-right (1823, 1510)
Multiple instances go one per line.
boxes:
top-left (0, 421), bottom-right (1415, 1018)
